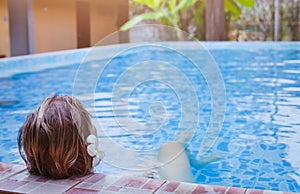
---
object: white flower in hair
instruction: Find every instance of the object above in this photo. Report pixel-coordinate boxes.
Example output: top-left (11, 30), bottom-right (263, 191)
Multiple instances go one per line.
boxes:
top-left (86, 134), bottom-right (104, 167)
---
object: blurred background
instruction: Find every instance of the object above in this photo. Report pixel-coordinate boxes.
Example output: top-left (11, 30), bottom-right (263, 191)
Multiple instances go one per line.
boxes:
top-left (0, 0), bottom-right (299, 58)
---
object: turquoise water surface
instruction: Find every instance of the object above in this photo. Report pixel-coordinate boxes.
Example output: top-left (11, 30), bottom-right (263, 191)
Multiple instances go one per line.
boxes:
top-left (0, 42), bottom-right (300, 192)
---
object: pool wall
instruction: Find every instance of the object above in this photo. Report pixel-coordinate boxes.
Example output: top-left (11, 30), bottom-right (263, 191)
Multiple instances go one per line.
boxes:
top-left (0, 48), bottom-right (89, 79)
top-left (1, 42), bottom-right (299, 79)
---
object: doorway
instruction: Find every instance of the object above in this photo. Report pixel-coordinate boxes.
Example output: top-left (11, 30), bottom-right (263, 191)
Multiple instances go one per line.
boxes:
top-left (76, 1), bottom-right (90, 48)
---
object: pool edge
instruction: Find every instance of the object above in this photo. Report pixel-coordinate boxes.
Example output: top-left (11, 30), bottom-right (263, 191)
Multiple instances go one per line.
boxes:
top-left (0, 162), bottom-right (296, 194)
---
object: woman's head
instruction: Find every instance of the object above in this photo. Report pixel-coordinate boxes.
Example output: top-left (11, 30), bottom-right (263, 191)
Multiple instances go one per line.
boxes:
top-left (18, 95), bottom-right (96, 179)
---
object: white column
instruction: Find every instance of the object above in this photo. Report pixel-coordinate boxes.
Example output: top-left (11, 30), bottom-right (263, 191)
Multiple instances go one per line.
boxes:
top-left (27, 0), bottom-right (35, 54)
top-left (274, 0), bottom-right (280, 41)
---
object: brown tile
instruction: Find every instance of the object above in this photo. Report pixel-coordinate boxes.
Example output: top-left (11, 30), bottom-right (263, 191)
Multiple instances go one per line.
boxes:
top-left (142, 179), bottom-right (166, 190)
top-left (105, 185), bottom-right (121, 191)
top-left (90, 174), bottom-right (120, 190)
top-left (35, 177), bottom-right (49, 182)
top-left (0, 162), bottom-right (14, 172)
top-left (227, 187), bottom-right (247, 194)
top-left (29, 183), bottom-right (70, 194)
top-left (74, 182), bottom-right (94, 189)
top-left (159, 181), bottom-right (180, 192)
top-left (119, 187), bottom-right (154, 194)
top-left (246, 189), bottom-right (264, 194)
top-left (47, 178), bottom-right (80, 186)
top-left (2, 163), bottom-right (25, 173)
top-left (15, 182), bottom-right (41, 193)
top-left (174, 182), bottom-right (198, 194)
top-left (84, 173), bottom-right (106, 183)
top-left (65, 187), bottom-right (100, 194)
top-left (9, 170), bottom-right (40, 182)
top-left (100, 191), bottom-right (120, 194)
top-left (155, 191), bottom-right (174, 194)
top-left (0, 179), bottom-right (29, 191)
top-left (192, 184), bottom-right (208, 194)
top-left (213, 185), bottom-right (228, 193)
top-left (113, 176), bottom-right (148, 188)
top-left (0, 163), bottom-right (26, 181)
top-left (70, 174), bottom-right (93, 182)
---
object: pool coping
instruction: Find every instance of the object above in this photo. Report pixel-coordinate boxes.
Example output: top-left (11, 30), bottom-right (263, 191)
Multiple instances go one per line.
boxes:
top-left (0, 162), bottom-right (296, 194)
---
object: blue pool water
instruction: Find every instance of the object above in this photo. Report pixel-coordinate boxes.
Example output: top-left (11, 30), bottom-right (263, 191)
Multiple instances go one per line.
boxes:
top-left (0, 42), bottom-right (300, 192)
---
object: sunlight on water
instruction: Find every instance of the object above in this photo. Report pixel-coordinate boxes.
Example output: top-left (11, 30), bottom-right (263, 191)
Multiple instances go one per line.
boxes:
top-left (0, 45), bottom-right (300, 192)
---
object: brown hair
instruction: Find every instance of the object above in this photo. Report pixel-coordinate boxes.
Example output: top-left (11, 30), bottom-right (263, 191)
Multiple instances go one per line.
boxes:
top-left (18, 95), bottom-right (94, 179)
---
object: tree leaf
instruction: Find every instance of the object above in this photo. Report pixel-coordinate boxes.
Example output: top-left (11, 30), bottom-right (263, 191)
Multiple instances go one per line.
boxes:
top-left (172, 0), bottom-right (197, 14)
top-left (235, 0), bottom-right (255, 7)
top-left (168, 0), bottom-right (176, 10)
top-left (225, 0), bottom-right (242, 20)
top-left (120, 11), bottom-right (166, 31)
top-left (133, 0), bottom-right (161, 10)
top-left (194, 0), bottom-right (205, 27)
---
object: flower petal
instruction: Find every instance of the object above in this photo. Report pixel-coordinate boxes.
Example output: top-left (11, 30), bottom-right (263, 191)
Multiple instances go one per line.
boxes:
top-left (95, 144), bottom-right (102, 152)
top-left (96, 151), bottom-right (105, 160)
top-left (86, 135), bottom-right (97, 144)
top-left (87, 144), bottom-right (97, 157)
top-left (93, 157), bottom-right (101, 167)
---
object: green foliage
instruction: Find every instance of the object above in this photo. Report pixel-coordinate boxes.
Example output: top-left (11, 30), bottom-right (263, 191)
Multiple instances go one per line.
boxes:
top-left (225, 0), bottom-right (242, 20)
top-left (225, 0), bottom-right (255, 20)
top-left (120, 0), bottom-right (198, 31)
top-left (193, 1), bottom-right (205, 28)
top-left (235, 0), bottom-right (255, 7)
top-left (120, 11), bottom-right (167, 31)
top-left (133, 0), bottom-right (161, 10)
top-left (192, 0), bottom-right (206, 39)
top-left (121, 0), bottom-right (255, 40)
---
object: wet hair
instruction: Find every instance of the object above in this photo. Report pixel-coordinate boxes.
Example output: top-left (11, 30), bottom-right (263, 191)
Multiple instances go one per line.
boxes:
top-left (18, 95), bottom-right (94, 179)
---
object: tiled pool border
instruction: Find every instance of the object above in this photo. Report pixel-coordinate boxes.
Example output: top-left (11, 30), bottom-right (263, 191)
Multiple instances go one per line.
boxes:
top-left (0, 162), bottom-right (296, 194)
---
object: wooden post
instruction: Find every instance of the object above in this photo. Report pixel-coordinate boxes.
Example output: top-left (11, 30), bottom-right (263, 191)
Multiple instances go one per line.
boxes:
top-left (205, 0), bottom-right (225, 41)
top-left (116, 0), bottom-right (129, 43)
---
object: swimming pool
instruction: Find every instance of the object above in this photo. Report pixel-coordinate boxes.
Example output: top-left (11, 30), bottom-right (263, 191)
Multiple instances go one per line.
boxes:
top-left (0, 42), bottom-right (300, 192)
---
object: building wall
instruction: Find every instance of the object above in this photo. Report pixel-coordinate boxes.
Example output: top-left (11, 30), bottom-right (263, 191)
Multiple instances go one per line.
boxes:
top-left (2, 0), bottom-right (128, 56)
top-left (89, 0), bottom-right (128, 46)
top-left (0, 0), bottom-right (10, 57)
top-left (33, 0), bottom-right (77, 53)
top-left (90, 0), bottom-right (119, 46)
